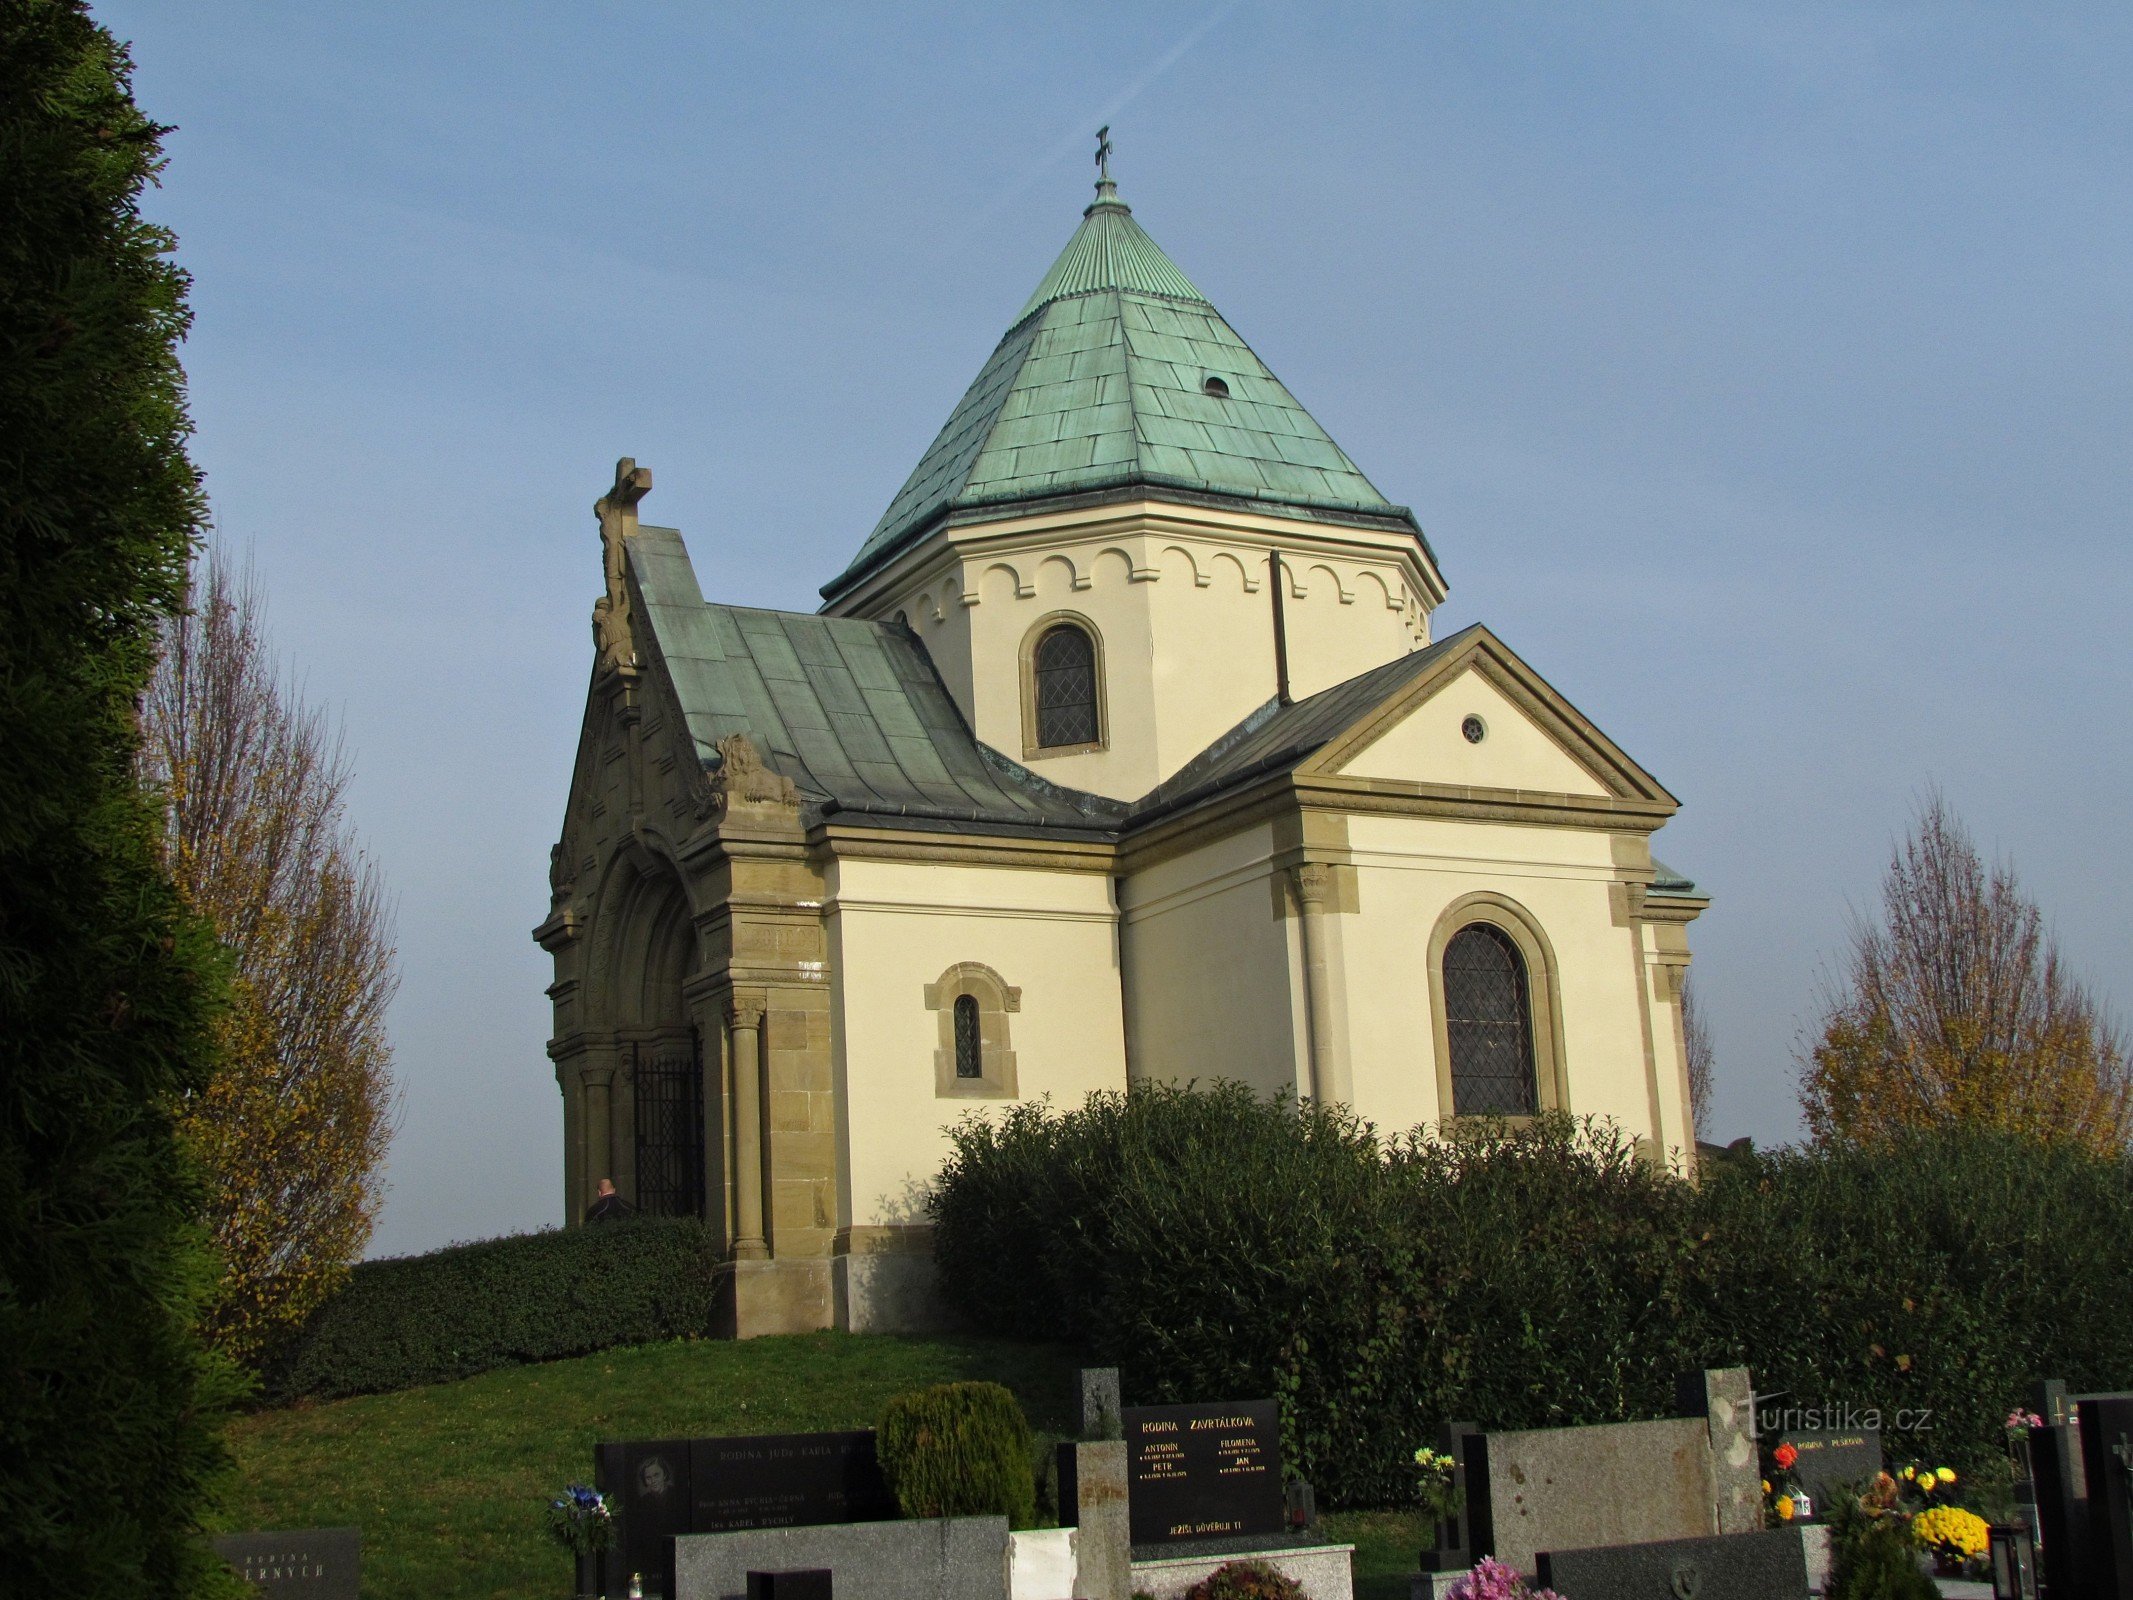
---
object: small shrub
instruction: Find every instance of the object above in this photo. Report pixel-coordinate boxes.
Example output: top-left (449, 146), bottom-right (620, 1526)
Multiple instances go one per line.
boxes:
top-left (1826, 1499), bottom-right (1942, 1600)
top-left (877, 1381), bottom-right (1037, 1528)
top-left (1182, 1560), bottom-right (1306, 1600)
top-left (264, 1216), bottom-right (723, 1401)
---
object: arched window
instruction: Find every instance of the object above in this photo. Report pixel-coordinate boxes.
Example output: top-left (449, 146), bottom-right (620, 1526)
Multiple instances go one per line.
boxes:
top-left (953, 995), bottom-right (982, 1079)
top-left (1443, 922), bottom-right (1538, 1115)
top-left (925, 962), bottom-right (1022, 1099)
top-left (1032, 624), bottom-right (1099, 749)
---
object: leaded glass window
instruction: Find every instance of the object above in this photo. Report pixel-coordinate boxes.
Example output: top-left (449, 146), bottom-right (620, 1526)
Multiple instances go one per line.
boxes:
top-left (1444, 922), bottom-right (1538, 1115)
top-left (1033, 625), bottom-right (1099, 748)
top-left (953, 994), bottom-right (982, 1079)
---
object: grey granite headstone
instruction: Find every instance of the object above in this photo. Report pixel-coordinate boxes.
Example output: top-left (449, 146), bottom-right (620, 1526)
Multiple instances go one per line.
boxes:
top-left (1535, 1528), bottom-right (1810, 1599)
top-left (1675, 1368), bottom-right (1759, 1535)
top-left (1082, 1368), bottom-right (1122, 1441)
top-left (675, 1515), bottom-right (1008, 1600)
top-left (1468, 1416), bottom-right (1714, 1576)
top-left (212, 1528), bottom-right (360, 1599)
top-left (1058, 1440), bottom-right (1131, 1600)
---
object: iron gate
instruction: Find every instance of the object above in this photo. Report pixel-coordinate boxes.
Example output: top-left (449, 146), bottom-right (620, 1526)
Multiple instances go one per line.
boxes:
top-left (632, 1035), bottom-right (706, 1218)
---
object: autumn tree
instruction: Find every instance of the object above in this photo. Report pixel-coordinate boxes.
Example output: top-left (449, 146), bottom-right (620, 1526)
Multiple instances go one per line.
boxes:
top-left (1802, 793), bottom-right (2131, 1154)
top-left (1682, 973), bottom-right (1716, 1140)
top-left (143, 550), bottom-right (398, 1362)
top-left (0, 5), bottom-right (242, 1594)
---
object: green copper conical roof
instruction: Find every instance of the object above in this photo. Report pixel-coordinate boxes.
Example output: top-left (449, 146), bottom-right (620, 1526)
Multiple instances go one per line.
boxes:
top-left (823, 176), bottom-right (1414, 600)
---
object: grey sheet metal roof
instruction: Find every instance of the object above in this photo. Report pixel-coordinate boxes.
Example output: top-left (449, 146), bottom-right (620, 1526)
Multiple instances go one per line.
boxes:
top-left (630, 527), bottom-right (1124, 834)
top-left (823, 178), bottom-right (1417, 601)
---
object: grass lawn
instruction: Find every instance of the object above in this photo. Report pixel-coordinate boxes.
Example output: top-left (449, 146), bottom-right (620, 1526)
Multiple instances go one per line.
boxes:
top-left (215, 1333), bottom-right (1429, 1600)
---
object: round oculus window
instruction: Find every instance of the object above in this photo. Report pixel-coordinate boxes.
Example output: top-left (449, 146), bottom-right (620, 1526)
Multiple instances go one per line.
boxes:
top-left (1461, 714), bottom-right (1487, 744)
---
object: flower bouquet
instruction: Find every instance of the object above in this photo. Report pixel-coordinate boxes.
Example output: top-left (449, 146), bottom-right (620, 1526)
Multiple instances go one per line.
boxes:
top-left (546, 1482), bottom-right (614, 1599)
top-left (1414, 1442), bottom-right (1467, 1569)
top-left (1446, 1556), bottom-right (1563, 1600)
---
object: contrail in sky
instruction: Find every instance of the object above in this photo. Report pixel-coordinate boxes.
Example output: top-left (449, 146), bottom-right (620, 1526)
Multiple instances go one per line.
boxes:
top-left (948, 2), bottom-right (1240, 250)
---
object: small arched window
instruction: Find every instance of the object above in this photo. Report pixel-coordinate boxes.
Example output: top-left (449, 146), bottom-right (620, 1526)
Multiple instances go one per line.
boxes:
top-left (953, 995), bottom-right (982, 1079)
top-left (1444, 923), bottom-right (1538, 1115)
top-left (1033, 624), bottom-right (1099, 749)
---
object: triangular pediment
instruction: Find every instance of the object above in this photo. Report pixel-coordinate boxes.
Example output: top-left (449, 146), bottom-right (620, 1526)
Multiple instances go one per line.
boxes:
top-left (1303, 627), bottom-right (1676, 806)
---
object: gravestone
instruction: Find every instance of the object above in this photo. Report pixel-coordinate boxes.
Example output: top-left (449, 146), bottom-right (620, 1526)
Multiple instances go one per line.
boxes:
top-left (1058, 1440), bottom-right (1132, 1600)
top-left (690, 1432), bottom-right (897, 1532)
top-left (1082, 1368), bottom-right (1123, 1441)
top-left (600, 1430), bottom-right (897, 1598)
top-left (598, 1438), bottom-right (697, 1600)
top-left (1675, 1368), bottom-right (1759, 1535)
top-left (1465, 1416), bottom-right (1713, 1576)
top-left (1771, 1427), bottom-right (1881, 1513)
top-left (2078, 1395), bottom-right (2133, 1600)
top-left (1121, 1399), bottom-right (1284, 1547)
top-left (212, 1528), bottom-right (360, 1599)
top-left (1534, 1527), bottom-right (1810, 1599)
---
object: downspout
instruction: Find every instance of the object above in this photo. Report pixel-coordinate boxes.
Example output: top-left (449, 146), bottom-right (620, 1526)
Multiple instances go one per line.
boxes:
top-left (1269, 550), bottom-right (1292, 706)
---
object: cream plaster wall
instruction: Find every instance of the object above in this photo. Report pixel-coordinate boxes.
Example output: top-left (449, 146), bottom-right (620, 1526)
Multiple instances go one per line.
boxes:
top-left (1119, 823), bottom-right (1307, 1097)
top-left (839, 501), bottom-right (1438, 801)
top-left (823, 856), bottom-right (1129, 1231)
top-left (1339, 669), bottom-right (1612, 797)
top-left (1341, 814), bottom-right (1674, 1147)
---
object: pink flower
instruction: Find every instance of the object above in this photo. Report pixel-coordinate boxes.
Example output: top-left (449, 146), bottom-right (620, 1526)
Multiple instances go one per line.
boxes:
top-left (1446, 1557), bottom-right (1565, 1600)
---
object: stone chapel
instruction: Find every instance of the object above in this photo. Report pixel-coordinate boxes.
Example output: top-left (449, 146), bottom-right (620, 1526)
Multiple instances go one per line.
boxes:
top-left (535, 160), bottom-right (1706, 1337)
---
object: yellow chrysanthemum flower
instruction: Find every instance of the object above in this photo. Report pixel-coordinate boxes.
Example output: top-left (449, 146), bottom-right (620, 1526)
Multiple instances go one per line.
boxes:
top-left (1912, 1506), bottom-right (1988, 1560)
top-left (1775, 1496), bottom-right (1796, 1521)
top-left (1761, 1479), bottom-right (1772, 1495)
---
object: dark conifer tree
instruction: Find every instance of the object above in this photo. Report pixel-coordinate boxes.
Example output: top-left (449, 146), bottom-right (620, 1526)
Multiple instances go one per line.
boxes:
top-left (0, 5), bottom-right (241, 1594)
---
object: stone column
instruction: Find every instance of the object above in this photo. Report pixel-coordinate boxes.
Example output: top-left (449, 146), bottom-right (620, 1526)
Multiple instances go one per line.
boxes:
top-left (727, 994), bottom-right (768, 1259)
top-left (1291, 863), bottom-right (1351, 1103)
top-left (582, 1065), bottom-right (614, 1220)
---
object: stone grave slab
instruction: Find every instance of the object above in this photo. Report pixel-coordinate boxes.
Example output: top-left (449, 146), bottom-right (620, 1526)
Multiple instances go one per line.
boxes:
top-left (1121, 1399), bottom-right (1283, 1548)
top-left (212, 1528), bottom-right (360, 1599)
top-left (1467, 1416), bottom-right (1712, 1576)
top-left (675, 1515), bottom-right (1008, 1600)
top-left (1771, 1426), bottom-right (1881, 1513)
top-left (1534, 1527), bottom-right (1810, 1600)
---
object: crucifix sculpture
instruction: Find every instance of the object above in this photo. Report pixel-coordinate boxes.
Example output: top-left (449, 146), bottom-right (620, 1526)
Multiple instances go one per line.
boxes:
top-left (592, 456), bottom-right (652, 673)
top-left (1095, 125), bottom-right (1112, 182)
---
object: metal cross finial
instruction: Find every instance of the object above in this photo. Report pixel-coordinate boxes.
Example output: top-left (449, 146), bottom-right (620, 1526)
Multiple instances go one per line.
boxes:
top-left (1095, 125), bottom-right (1112, 181)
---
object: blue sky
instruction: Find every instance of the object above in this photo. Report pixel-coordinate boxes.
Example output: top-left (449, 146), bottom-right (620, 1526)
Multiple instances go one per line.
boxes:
top-left (102, 4), bottom-right (2133, 1256)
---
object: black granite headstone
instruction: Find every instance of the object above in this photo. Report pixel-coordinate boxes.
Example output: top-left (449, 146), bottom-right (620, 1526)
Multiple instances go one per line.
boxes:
top-left (212, 1528), bottom-right (360, 1600)
top-left (597, 1437), bottom-right (695, 1600)
top-left (1772, 1427), bottom-right (1881, 1511)
top-left (690, 1431), bottom-right (898, 1532)
top-left (1121, 1399), bottom-right (1283, 1546)
top-left (747, 1569), bottom-right (833, 1600)
top-left (1535, 1528), bottom-right (1810, 1600)
top-left (2078, 1396), bottom-right (2133, 1600)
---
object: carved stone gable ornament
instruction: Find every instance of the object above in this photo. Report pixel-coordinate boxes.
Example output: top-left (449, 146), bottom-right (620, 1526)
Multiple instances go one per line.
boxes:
top-left (592, 456), bottom-right (652, 673)
top-left (701, 732), bottom-right (801, 819)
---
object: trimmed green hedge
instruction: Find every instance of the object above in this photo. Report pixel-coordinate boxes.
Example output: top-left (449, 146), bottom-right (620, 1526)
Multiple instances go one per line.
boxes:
top-left (929, 1083), bottom-right (2133, 1506)
top-left (266, 1217), bottom-right (723, 1401)
top-left (877, 1380), bottom-right (1038, 1528)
